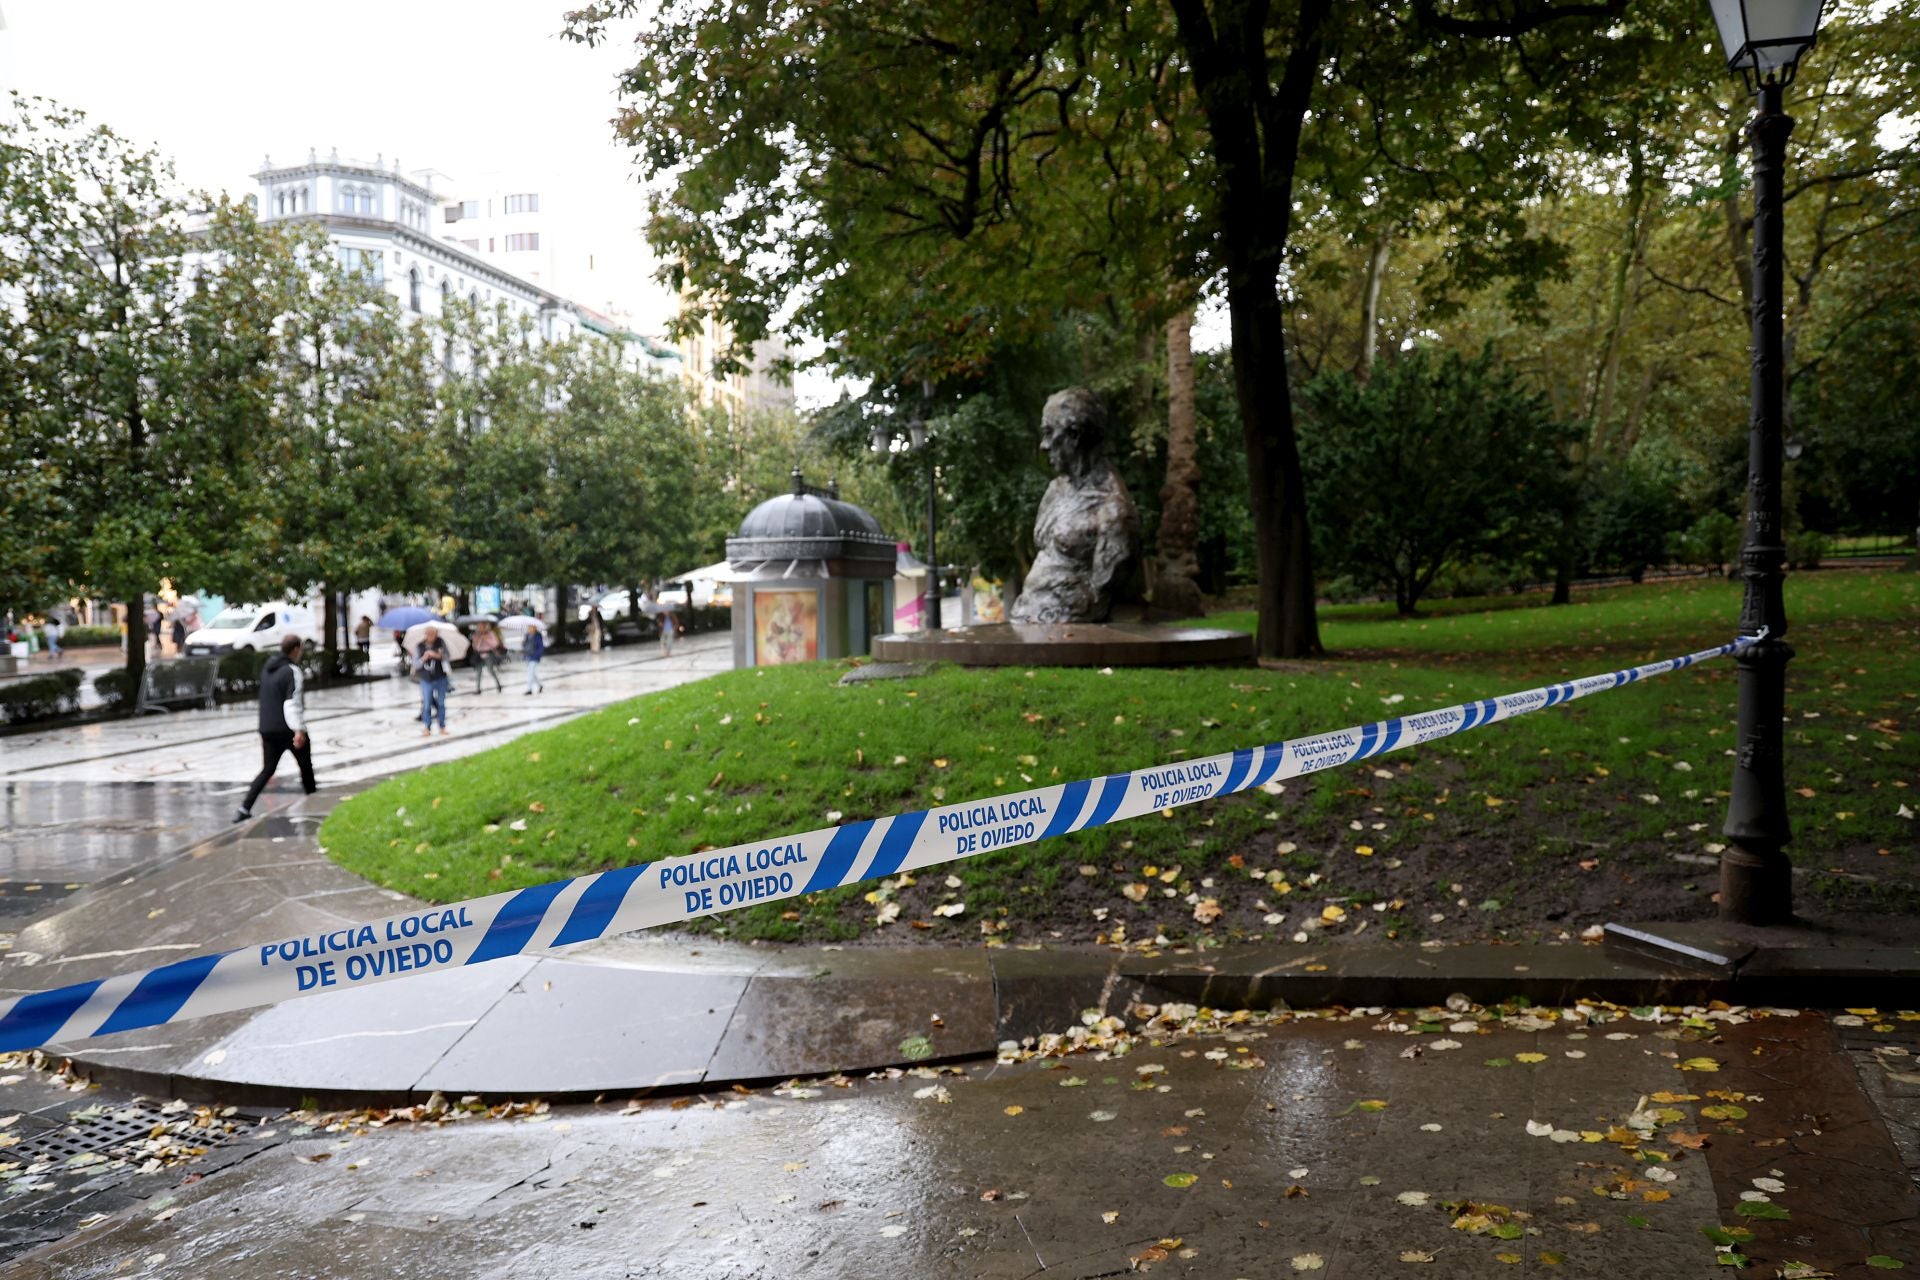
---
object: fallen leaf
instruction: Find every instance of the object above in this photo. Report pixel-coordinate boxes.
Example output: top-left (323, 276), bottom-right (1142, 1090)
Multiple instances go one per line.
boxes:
top-left (1398, 1250), bottom-right (1436, 1263)
top-left (1004, 1106), bottom-right (1024, 1117)
top-left (1515, 1052), bottom-right (1548, 1064)
top-left (1122, 883), bottom-right (1150, 903)
top-left (1163, 1172), bottom-right (1199, 1188)
top-left (1734, 1201), bottom-right (1790, 1221)
top-left (1292, 1254), bottom-right (1325, 1272)
top-left (1193, 899), bottom-right (1222, 924)
top-left (1865, 1257), bottom-right (1906, 1270)
top-left (1101, 1211), bottom-right (1119, 1225)
top-left (1667, 1132), bottom-right (1710, 1150)
top-left (1677, 1057), bottom-right (1721, 1072)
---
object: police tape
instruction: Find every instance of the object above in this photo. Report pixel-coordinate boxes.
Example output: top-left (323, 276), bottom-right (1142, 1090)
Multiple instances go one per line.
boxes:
top-left (0, 633), bottom-right (1758, 1053)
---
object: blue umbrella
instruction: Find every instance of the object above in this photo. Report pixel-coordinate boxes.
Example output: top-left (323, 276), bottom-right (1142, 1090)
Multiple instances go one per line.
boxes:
top-left (375, 606), bottom-right (436, 631)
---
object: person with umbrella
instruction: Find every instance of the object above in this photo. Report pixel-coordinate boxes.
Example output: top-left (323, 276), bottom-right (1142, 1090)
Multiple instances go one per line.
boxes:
top-left (415, 624), bottom-right (454, 736)
top-left (466, 616), bottom-right (505, 694)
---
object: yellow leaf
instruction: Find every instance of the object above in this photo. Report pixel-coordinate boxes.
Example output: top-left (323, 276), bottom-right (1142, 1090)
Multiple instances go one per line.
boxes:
top-left (1515, 1052), bottom-right (1547, 1064)
top-left (1004, 1106), bottom-right (1024, 1117)
top-left (1641, 1189), bottom-right (1671, 1203)
top-left (1355, 845), bottom-right (1375, 857)
top-left (1122, 883), bottom-right (1150, 903)
top-left (1649, 1091), bottom-right (1698, 1103)
top-left (1484, 795), bottom-right (1506, 807)
top-left (1321, 904), bottom-right (1348, 923)
top-left (1496, 1254), bottom-right (1524, 1265)
top-left (1677, 1057), bottom-right (1720, 1072)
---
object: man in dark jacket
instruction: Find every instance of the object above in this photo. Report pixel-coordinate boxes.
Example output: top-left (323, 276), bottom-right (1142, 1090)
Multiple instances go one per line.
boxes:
top-left (234, 635), bottom-right (316, 823)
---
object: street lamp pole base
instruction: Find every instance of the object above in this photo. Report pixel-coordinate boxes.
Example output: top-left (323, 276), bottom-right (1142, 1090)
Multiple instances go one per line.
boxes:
top-left (1719, 841), bottom-right (1794, 927)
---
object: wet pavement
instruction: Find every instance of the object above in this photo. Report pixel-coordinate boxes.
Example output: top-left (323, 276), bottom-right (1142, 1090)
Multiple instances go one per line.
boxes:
top-left (0, 638), bottom-right (730, 788)
top-left (3, 1005), bottom-right (1915, 1278)
top-left (0, 783), bottom-right (242, 924)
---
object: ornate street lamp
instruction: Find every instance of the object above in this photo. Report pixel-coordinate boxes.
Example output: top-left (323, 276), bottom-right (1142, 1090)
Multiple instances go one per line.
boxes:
top-left (1708, 0), bottom-right (1825, 925)
top-left (869, 382), bottom-right (942, 630)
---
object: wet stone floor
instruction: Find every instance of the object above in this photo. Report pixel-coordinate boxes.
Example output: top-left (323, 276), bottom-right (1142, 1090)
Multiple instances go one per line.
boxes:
top-left (3, 1006), bottom-right (1917, 1279)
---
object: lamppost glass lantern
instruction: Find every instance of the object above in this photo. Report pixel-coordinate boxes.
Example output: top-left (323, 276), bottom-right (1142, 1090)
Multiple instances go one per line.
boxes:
top-left (1708, 0), bottom-right (1825, 88)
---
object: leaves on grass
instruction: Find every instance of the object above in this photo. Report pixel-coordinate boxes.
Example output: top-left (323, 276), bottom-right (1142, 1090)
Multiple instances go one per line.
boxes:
top-left (1192, 898), bottom-right (1222, 924)
top-left (1121, 883), bottom-right (1150, 903)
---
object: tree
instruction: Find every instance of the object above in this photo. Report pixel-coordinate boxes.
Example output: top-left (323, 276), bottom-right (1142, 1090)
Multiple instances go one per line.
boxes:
top-left (569, 0), bottom-right (1652, 657)
top-left (265, 234), bottom-right (441, 673)
top-left (1299, 348), bottom-right (1573, 615)
top-left (0, 95), bottom-right (286, 686)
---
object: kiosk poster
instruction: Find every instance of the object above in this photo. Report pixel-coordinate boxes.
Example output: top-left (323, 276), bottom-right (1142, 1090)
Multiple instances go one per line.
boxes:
top-left (754, 590), bottom-right (818, 665)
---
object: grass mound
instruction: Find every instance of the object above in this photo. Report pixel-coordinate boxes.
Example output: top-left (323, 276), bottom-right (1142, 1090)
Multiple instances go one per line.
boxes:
top-left (320, 571), bottom-right (1919, 945)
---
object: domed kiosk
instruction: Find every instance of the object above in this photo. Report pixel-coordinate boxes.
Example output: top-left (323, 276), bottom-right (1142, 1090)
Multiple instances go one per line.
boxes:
top-left (727, 470), bottom-right (898, 668)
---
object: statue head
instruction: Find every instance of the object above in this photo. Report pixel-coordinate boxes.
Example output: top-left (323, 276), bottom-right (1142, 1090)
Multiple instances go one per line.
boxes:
top-left (1039, 387), bottom-right (1108, 480)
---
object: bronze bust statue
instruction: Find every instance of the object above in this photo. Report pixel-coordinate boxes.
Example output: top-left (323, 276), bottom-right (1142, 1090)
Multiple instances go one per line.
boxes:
top-left (1010, 387), bottom-right (1140, 624)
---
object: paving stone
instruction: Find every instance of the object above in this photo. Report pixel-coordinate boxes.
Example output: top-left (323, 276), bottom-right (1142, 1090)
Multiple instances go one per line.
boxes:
top-left (417, 960), bottom-right (742, 1095)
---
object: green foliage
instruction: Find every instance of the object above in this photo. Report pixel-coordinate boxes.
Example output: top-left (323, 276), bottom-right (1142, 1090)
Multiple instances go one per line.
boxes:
top-left (0, 668), bottom-right (84, 723)
top-left (91, 668), bottom-right (134, 710)
top-left (1578, 458), bottom-right (1688, 581)
top-left (1677, 511), bottom-right (1743, 575)
top-left (1299, 348), bottom-right (1575, 615)
top-left (59, 625), bottom-right (121, 648)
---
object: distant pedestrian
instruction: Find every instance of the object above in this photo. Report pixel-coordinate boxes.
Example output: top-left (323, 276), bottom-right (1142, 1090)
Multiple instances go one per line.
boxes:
top-left (523, 616), bottom-right (547, 695)
top-left (587, 604), bottom-right (606, 653)
top-left (659, 607), bottom-right (679, 657)
top-left (355, 615), bottom-right (372, 656)
top-left (416, 626), bottom-right (452, 736)
top-left (233, 635), bottom-right (316, 823)
top-left (171, 612), bottom-right (187, 654)
top-left (144, 604), bottom-right (162, 657)
top-left (470, 621), bottom-right (504, 694)
top-left (42, 616), bottom-right (62, 657)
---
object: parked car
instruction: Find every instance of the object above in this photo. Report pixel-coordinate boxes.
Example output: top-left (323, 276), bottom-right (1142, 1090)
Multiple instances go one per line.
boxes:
top-left (184, 604), bottom-right (321, 656)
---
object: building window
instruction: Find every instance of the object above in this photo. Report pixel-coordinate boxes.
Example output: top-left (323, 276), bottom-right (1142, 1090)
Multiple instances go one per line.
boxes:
top-left (409, 268), bottom-right (422, 313)
top-left (504, 233), bottom-right (540, 252)
top-left (359, 188), bottom-right (375, 215)
top-left (458, 238), bottom-right (479, 251)
top-left (504, 193), bottom-right (540, 214)
top-left (336, 246), bottom-right (384, 284)
top-left (441, 279), bottom-right (452, 309)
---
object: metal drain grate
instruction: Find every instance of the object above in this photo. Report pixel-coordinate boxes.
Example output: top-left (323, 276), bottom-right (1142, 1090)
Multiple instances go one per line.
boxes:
top-left (11, 1105), bottom-right (181, 1167)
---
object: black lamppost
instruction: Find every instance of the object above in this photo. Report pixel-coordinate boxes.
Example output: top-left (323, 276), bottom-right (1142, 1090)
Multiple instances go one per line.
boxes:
top-left (871, 381), bottom-right (941, 631)
top-left (1708, 0), bottom-right (1826, 926)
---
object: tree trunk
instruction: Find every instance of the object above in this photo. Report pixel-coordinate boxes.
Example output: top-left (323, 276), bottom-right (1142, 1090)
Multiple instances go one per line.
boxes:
top-left (1151, 304), bottom-right (1205, 619)
top-left (124, 595), bottom-right (147, 692)
top-left (1170, 0), bottom-right (1330, 661)
top-left (1357, 230), bottom-right (1391, 385)
top-left (322, 582), bottom-right (340, 679)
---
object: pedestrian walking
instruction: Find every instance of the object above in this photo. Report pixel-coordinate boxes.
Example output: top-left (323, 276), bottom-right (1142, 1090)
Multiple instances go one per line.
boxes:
top-left (587, 604), bottom-right (606, 653)
top-left (660, 607), bottom-right (679, 657)
top-left (355, 615), bottom-right (372, 657)
top-left (233, 635), bottom-right (316, 823)
top-left (416, 625), bottom-right (452, 736)
top-left (470, 620), bottom-right (505, 694)
top-left (170, 612), bottom-right (187, 654)
top-left (523, 616), bottom-right (547, 695)
top-left (42, 615), bottom-right (62, 657)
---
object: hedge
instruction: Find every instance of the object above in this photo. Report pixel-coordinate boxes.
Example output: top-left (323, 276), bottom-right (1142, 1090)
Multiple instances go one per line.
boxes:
top-left (0, 668), bottom-right (85, 723)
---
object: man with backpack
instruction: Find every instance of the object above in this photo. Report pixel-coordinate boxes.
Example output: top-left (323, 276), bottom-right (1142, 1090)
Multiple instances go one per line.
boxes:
top-left (234, 635), bottom-right (316, 823)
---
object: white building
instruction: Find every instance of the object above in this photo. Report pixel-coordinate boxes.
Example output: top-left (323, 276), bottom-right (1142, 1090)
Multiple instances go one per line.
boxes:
top-left (254, 149), bottom-right (674, 376)
top-left (433, 170), bottom-right (796, 418)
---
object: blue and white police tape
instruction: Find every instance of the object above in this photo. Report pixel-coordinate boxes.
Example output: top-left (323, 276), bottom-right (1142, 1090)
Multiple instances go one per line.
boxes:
top-left (0, 632), bottom-right (1758, 1053)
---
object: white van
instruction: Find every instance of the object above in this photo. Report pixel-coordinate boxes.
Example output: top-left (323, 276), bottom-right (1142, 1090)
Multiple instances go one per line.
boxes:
top-left (184, 604), bottom-right (321, 656)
